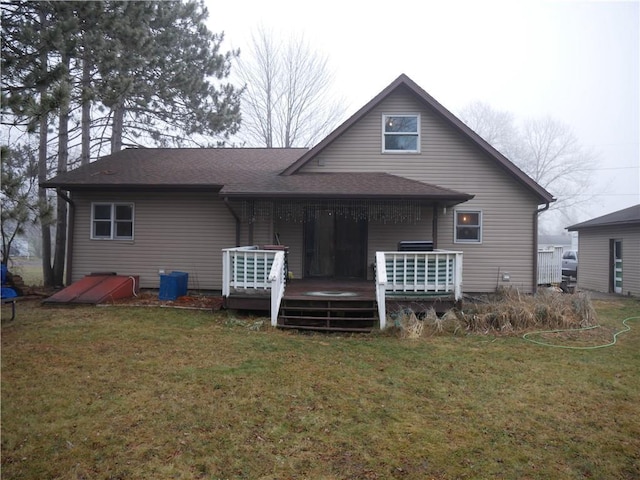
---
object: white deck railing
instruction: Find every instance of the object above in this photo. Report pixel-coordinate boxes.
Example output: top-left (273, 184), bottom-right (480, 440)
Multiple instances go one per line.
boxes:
top-left (268, 252), bottom-right (286, 327)
top-left (222, 246), bottom-right (286, 326)
top-left (376, 250), bottom-right (463, 329)
top-left (537, 246), bottom-right (563, 285)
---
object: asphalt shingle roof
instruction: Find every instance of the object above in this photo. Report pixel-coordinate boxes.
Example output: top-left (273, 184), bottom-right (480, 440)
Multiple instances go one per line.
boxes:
top-left (42, 147), bottom-right (473, 202)
top-left (42, 148), bottom-right (308, 189)
top-left (568, 204), bottom-right (640, 230)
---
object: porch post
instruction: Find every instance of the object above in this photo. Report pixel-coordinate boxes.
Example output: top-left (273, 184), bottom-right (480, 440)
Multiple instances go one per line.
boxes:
top-left (432, 204), bottom-right (438, 249)
top-left (222, 249), bottom-right (230, 297)
top-left (375, 252), bottom-right (387, 329)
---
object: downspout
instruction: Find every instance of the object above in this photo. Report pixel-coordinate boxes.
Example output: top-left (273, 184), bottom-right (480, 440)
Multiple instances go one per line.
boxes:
top-left (533, 202), bottom-right (550, 293)
top-left (56, 189), bottom-right (75, 286)
top-left (224, 197), bottom-right (241, 247)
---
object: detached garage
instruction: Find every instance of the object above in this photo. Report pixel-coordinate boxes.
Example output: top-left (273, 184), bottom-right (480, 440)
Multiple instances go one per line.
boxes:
top-left (568, 204), bottom-right (640, 297)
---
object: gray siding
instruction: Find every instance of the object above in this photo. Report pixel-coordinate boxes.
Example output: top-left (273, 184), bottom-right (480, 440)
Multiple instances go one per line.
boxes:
top-left (71, 192), bottom-right (236, 290)
top-left (577, 225), bottom-right (640, 296)
top-left (300, 89), bottom-right (541, 292)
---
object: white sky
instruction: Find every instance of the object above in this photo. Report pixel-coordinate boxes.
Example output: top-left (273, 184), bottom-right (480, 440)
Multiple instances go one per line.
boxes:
top-left (206, 0), bottom-right (640, 225)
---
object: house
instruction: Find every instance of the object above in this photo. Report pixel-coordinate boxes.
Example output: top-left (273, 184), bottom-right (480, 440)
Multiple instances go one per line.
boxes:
top-left (567, 204), bottom-right (640, 297)
top-left (42, 74), bottom-right (555, 328)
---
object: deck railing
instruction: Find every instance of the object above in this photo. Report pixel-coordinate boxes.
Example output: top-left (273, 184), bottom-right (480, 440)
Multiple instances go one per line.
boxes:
top-left (222, 246), bottom-right (276, 295)
top-left (268, 252), bottom-right (286, 327)
top-left (537, 246), bottom-right (563, 285)
top-left (222, 246), bottom-right (286, 326)
top-left (375, 250), bottom-right (463, 329)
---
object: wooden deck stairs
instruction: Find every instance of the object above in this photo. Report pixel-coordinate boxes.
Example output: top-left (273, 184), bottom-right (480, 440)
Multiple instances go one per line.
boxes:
top-left (278, 297), bottom-right (378, 332)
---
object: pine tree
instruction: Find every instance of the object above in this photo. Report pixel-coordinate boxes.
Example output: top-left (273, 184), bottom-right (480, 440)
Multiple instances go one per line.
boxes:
top-left (1, 146), bottom-right (39, 265)
top-left (2, 0), bottom-right (242, 286)
top-left (96, 0), bottom-right (241, 152)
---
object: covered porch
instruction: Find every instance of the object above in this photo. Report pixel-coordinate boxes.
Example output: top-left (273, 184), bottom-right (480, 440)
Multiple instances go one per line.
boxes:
top-left (222, 246), bottom-right (463, 331)
top-left (221, 175), bottom-right (470, 331)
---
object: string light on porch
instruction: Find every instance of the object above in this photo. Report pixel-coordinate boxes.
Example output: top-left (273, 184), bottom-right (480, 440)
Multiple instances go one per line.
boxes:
top-left (237, 199), bottom-right (423, 224)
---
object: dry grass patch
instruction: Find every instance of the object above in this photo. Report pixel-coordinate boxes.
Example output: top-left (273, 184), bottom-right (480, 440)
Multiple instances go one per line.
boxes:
top-left (392, 288), bottom-right (599, 339)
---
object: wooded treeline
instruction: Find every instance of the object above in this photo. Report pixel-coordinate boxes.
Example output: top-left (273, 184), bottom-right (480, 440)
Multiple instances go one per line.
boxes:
top-left (1, 0), bottom-right (242, 285)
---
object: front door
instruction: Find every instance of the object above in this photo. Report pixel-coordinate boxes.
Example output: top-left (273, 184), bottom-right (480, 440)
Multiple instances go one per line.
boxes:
top-left (304, 208), bottom-right (367, 278)
top-left (612, 239), bottom-right (623, 294)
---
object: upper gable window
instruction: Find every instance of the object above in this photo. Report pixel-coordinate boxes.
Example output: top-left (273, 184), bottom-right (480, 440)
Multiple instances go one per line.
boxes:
top-left (383, 114), bottom-right (420, 153)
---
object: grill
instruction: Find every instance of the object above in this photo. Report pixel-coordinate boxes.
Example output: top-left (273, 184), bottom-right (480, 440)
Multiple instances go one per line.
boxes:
top-left (397, 240), bottom-right (434, 252)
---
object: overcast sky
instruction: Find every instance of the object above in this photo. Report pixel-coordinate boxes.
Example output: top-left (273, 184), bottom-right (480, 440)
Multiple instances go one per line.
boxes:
top-left (206, 0), bottom-right (639, 225)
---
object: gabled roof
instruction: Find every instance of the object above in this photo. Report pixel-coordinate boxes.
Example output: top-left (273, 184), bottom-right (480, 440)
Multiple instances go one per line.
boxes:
top-left (280, 73), bottom-right (555, 205)
top-left (568, 204), bottom-right (640, 231)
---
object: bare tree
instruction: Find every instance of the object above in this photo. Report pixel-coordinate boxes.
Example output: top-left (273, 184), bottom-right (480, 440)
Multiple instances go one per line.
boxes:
top-left (459, 102), bottom-right (598, 232)
top-left (236, 27), bottom-right (345, 148)
top-left (459, 101), bottom-right (522, 160)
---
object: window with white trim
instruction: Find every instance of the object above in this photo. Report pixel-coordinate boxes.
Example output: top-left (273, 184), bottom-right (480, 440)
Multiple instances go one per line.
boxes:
top-left (382, 114), bottom-right (420, 152)
top-left (455, 210), bottom-right (482, 243)
top-left (91, 203), bottom-right (134, 240)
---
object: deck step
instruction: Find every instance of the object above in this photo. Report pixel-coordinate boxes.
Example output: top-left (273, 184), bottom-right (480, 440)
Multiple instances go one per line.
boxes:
top-left (280, 314), bottom-right (377, 322)
top-left (278, 324), bottom-right (373, 333)
top-left (278, 297), bottom-right (378, 332)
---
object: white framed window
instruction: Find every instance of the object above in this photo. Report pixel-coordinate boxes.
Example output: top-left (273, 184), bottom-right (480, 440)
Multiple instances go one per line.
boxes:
top-left (454, 210), bottom-right (482, 243)
top-left (382, 114), bottom-right (420, 153)
top-left (91, 203), bottom-right (134, 240)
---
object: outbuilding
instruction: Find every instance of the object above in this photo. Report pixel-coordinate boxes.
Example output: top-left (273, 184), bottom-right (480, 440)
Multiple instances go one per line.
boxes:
top-left (567, 204), bottom-right (640, 297)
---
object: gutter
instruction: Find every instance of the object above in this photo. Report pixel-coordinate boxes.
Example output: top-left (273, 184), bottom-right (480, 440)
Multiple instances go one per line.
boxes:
top-left (56, 189), bottom-right (75, 286)
top-left (223, 197), bottom-right (242, 247)
top-left (533, 202), bottom-right (550, 293)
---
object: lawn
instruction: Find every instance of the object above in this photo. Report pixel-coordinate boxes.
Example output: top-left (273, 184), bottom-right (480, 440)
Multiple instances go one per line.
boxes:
top-left (2, 296), bottom-right (639, 479)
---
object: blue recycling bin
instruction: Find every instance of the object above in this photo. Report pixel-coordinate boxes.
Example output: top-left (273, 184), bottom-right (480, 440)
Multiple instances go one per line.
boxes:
top-left (158, 271), bottom-right (189, 300)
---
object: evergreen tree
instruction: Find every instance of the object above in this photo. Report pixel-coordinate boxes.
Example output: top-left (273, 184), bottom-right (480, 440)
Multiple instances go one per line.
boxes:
top-left (96, 0), bottom-right (241, 152)
top-left (2, 0), bottom-right (242, 286)
top-left (1, 145), bottom-right (40, 265)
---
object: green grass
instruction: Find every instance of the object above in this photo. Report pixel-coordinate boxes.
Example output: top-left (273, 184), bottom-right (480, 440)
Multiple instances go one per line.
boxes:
top-left (2, 297), bottom-right (639, 479)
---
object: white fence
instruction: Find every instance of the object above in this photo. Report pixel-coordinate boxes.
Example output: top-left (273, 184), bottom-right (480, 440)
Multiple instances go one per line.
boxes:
top-left (375, 250), bottom-right (463, 329)
top-left (537, 246), bottom-right (563, 285)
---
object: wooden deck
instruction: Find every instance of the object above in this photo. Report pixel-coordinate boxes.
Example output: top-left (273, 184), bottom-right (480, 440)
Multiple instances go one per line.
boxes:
top-left (279, 279), bottom-right (377, 332)
top-left (284, 279), bottom-right (375, 300)
top-left (224, 278), bottom-right (458, 332)
top-left (224, 279), bottom-right (377, 332)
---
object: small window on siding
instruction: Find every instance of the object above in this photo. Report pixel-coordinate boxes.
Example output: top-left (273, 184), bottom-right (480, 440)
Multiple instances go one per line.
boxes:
top-left (383, 114), bottom-right (420, 153)
top-left (455, 210), bottom-right (482, 243)
top-left (91, 203), bottom-right (134, 240)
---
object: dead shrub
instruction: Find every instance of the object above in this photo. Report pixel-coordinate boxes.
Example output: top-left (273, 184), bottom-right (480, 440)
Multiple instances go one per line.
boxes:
top-left (391, 305), bottom-right (465, 338)
top-left (390, 288), bottom-right (597, 338)
top-left (459, 287), bottom-right (597, 335)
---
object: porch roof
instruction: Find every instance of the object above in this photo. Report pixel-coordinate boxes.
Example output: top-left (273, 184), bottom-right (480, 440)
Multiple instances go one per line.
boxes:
top-left (220, 172), bottom-right (473, 205)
